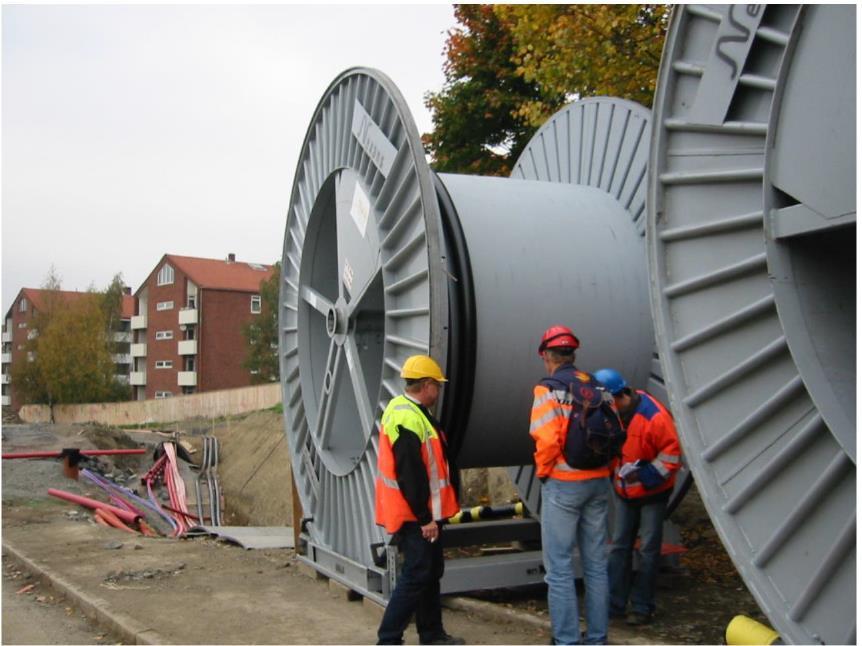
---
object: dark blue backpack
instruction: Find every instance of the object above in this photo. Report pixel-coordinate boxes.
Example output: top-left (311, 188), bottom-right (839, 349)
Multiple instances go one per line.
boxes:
top-left (542, 369), bottom-right (626, 469)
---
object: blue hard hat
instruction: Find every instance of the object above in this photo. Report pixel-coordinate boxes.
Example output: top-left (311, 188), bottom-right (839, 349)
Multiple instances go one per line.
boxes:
top-left (594, 368), bottom-right (628, 395)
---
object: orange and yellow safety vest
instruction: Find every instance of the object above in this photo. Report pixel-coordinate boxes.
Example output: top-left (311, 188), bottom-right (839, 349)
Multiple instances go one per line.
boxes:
top-left (374, 395), bottom-right (459, 534)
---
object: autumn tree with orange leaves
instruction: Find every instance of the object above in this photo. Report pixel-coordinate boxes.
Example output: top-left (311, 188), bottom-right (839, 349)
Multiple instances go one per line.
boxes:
top-left (423, 5), bottom-right (562, 177)
top-left (424, 4), bottom-right (669, 175)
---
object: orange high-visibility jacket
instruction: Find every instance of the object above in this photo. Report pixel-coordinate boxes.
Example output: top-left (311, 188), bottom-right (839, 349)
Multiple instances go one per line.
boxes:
top-left (529, 365), bottom-right (611, 482)
top-left (375, 395), bottom-right (459, 534)
top-left (613, 391), bottom-right (681, 500)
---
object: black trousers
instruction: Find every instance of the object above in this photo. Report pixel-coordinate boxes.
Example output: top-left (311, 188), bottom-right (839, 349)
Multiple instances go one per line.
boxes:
top-left (377, 522), bottom-right (445, 645)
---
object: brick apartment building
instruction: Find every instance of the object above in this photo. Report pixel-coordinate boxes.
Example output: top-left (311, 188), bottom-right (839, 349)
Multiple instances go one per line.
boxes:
top-left (130, 254), bottom-right (275, 400)
top-left (2, 288), bottom-right (135, 410)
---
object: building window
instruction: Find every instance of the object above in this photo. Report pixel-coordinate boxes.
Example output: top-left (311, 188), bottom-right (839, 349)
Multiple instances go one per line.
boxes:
top-left (155, 330), bottom-right (174, 340)
top-left (157, 264), bottom-right (175, 286)
top-left (156, 301), bottom-right (174, 311)
top-left (181, 386), bottom-right (196, 395)
top-left (17, 322), bottom-right (27, 328)
top-left (186, 282), bottom-right (198, 309)
top-left (155, 360), bottom-right (173, 369)
top-left (155, 391), bottom-right (174, 399)
top-left (251, 294), bottom-right (262, 314)
top-left (184, 357), bottom-right (195, 371)
top-left (18, 298), bottom-right (27, 312)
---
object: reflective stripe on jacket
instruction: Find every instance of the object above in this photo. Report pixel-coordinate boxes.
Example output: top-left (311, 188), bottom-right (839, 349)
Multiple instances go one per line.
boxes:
top-left (530, 364), bottom-right (610, 482)
top-left (374, 395), bottom-right (459, 534)
top-left (613, 390), bottom-right (681, 500)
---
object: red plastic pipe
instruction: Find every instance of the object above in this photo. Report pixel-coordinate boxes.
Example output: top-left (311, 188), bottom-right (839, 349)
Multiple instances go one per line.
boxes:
top-left (47, 488), bottom-right (141, 524)
top-left (95, 508), bottom-right (138, 535)
top-left (3, 449), bottom-right (146, 459)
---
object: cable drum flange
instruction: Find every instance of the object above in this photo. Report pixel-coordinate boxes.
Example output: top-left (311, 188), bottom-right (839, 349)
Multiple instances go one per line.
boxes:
top-left (647, 6), bottom-right (855, 644)
top-left (280, 68), bottom-right (449, 565)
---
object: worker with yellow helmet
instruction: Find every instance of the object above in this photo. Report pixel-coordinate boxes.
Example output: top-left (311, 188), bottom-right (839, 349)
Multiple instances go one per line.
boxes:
top-left (374, 355), bottom-right (463, 645)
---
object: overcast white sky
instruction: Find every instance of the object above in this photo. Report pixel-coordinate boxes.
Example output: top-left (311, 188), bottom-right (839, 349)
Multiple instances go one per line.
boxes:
top-left (2, 3), bottom-right (456, 315)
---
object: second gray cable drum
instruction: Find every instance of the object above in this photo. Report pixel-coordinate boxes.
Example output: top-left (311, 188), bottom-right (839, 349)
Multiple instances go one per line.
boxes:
top-left (437, 173), bottom-right (653, 468)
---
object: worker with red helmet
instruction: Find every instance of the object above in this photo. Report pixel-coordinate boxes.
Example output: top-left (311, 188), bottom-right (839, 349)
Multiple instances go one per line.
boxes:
top-left (593, 368), bottom-right (681, 627)
top-left (375, 355), bottom-right (464, 646)
top-left (531, 325), bottom-right (610, 645)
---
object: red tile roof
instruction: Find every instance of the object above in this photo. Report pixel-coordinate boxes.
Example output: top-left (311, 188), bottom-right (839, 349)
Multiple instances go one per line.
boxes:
top-left (10, 289), bottom-right (136, 321)
top-left (21, 288), bottom-right (89, 312)
top-left (164, 254), bottom-right (275, 292)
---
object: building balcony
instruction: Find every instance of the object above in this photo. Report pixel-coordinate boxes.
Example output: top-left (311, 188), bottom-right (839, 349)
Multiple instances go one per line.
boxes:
top-left (131, 343), bottom-right (147, 358)
top-left (130, 371), bottom-right (146, 386)
top-left (131, 315), bottom-right (147, 330)
top-left (177, 340), bottom-right (197, 355)
top-left (2, 330), bottom-right (12, 343)
top-left (1, 374), bottom-right (9, 385)
top-left (1, 353), bottom-right (11, 364)
top-left (1, 395), bottom-right (9, 407)
top-left (178, 308), bottom-right (198, 326)
top-left (112, 354), bottom-right (132, 365)
top-left (113, 331), bottom-right (132, 343)
top-left (177, 371), bottom-right (197, 387)
top-left (114, 374), bottom-right (130, 384)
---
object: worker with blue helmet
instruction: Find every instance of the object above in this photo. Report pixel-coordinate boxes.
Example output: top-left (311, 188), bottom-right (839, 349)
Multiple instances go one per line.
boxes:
top-left (593, 368), bottom-right (682, 627)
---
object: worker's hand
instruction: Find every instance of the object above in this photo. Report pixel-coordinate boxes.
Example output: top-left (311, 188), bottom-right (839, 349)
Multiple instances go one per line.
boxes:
top-left (420, 520), bottom-right (439, 543)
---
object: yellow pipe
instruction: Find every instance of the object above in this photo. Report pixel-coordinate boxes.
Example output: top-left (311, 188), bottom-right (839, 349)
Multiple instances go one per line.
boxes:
top-left (726, 615), bottom-right (781, 645)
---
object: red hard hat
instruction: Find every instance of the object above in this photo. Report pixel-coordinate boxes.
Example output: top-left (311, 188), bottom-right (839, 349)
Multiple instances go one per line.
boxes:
top-left (538, 325), bottom-right (580, 356)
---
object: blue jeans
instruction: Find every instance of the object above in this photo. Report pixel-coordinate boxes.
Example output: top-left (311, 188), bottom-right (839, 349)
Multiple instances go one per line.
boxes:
top-left (541, 477), bottom-right (609, 645)
top-left (607, 492), bottom-right (667, 616)
top-left (377, 522), bottom-right (445, 645)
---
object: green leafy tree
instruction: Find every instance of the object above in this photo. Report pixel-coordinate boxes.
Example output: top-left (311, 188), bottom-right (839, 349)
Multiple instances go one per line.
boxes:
top-left (10, 355), bottom-right (48, 405)
top-left (11, 268), bottom-right (130, 405)
top-left (243, 263), bottom-right (280, 384)
top-left (423, 5), bottom-right (562, 176)
top-left (496, 4), bottom-right (669, 126)
top-left (424, 5), bottom-right (669, 173)
top-left (37, 294), bottom-right (119, 404)
top-left (101, 274), bottom-right (125, 339)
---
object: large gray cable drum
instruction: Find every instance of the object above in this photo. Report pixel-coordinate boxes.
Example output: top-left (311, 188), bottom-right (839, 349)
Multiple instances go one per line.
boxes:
top-left (648, 5), bottom-right (855, 644)
top-left (279, 68), bottom-right (653, 592)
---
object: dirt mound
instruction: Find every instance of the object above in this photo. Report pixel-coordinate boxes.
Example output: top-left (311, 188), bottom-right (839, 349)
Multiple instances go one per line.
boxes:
top-left (183, 409), bottom-right (519, 528)
top-left (211, 410), bottom-right (293, 527)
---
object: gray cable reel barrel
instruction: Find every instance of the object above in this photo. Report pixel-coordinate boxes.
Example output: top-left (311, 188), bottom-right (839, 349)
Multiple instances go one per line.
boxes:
top-left (648, 5), bottom-right (855, 644)
top-left (279, 67), bottom-right (654, 591)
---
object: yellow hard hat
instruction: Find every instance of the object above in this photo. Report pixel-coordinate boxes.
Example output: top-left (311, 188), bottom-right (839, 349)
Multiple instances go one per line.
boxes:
top-left (400, 355), bottom-right (447, 382)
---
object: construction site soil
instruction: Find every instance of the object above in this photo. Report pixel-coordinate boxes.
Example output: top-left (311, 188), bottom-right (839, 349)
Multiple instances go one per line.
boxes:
top-left (2, 411), bottom-right (768, 644)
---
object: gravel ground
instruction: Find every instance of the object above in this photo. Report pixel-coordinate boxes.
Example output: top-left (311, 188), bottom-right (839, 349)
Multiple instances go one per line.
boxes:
top-left (2, 416), bottom-right (771, 644)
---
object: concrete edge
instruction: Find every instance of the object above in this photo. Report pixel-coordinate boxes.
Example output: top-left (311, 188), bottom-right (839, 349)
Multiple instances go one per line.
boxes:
top-left (2, 539), bottom-right (169, 645)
